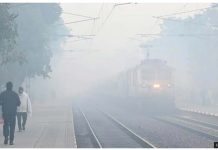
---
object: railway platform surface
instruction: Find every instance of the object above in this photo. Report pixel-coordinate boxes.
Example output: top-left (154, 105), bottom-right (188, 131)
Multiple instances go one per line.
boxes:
top-left (178, 103), bottom-right (218, 117)
top-left (0, 103), bottom-right (77, 148)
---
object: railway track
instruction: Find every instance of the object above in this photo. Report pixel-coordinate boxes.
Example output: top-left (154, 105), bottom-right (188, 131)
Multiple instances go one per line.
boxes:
top-left (175, 115), bottom-right (218, 130)
top-left (72, 106), bottom-right (98, 148)
top-left (100, 109), bottom-right (155, 148)
top-left (178, 108), bottom-right (218, 124)
top-left (155, 114), bottom-right (218, 141)
top-left (73, 106), bottom-right (155, 148)
top-left (80, 109), bottom-right (102, 148)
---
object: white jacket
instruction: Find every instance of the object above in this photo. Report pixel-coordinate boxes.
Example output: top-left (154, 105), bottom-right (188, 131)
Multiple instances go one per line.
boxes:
top-left (17, 92), bottom-right (32, 114)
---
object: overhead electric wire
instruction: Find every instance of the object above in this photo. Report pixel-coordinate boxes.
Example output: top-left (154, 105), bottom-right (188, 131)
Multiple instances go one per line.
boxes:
top-left (158, 4), bottom-right (217, 18)
top-left (101, 4), bottom-right (116, 27)
top-left (95, 3), bottom-right (136, 35)
top-left (137, 33), bottom-right (218, 37)
top-left (135, 4), bottom-right (188, 40)
top-left (9, 3), bottom-right (31, 9)
top-left (62, 12), bottom-right (96, 19)
top-left (101, 3), bottom-right (133, 27)
top-left (62, 17), bottom-right (99, 25)
top-left (137, 4), bottom-right (216, 40)
top-left (65, 39), bottom-right (93, 43)
top-left (152, 16), bottom-right (218, 28)
top-left (114, 3), bottom-right (132, 7)
top-left (56, 34), bottom-right (95, 40)
top-left (57, 34), bottom-right (95, 37)
top-left (134, 17), bottom-right (161, 41)
top-left (87, 3), bottom-right (104, 46)
top-left (153, 16), bottom-right (202, 24)
top-left (90, 3), bottom-right (104, 36)
top-left (96, 3), bottom-right (132, 34)
top-left (97, 3), bottom-right (104, 18)
top-left (95, 4), bottom-right (116, 35)
top-left (153, 4), bottom-right (218, 29)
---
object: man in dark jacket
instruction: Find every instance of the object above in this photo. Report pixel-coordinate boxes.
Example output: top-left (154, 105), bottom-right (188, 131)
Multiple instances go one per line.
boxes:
top-left (0, 82), bottom-right (20, 145)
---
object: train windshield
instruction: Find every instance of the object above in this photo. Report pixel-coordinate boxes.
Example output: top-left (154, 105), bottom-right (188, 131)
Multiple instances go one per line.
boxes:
top-left (140, 68), bottom-right (171, 81)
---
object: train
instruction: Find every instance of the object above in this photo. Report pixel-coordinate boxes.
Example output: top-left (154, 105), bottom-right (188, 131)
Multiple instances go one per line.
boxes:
top-left (101, 57), bottom-right (175, 113)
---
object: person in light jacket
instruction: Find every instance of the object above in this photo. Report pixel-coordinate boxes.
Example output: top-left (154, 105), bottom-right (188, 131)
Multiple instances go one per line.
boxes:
top-left (17, 87), bottom-right (32, 132)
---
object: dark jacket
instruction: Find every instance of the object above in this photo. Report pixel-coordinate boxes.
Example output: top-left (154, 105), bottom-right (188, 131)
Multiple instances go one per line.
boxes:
top-left (0, 90), bottom-right (21, 116)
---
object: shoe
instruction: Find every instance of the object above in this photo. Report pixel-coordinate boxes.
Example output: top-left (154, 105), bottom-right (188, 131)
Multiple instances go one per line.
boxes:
top-left (4, 138), bottom-right (8, 145)
top-left (9, 141), bottom-right (14, 145)
top-left (18, 129), bottom-right (22, 132)
top-left (22, 126), bottom-right (25, 131)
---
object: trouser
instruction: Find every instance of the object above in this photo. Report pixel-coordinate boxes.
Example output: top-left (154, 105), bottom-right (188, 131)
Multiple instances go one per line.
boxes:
top-left (17, 112), bottom-right (27, 130)
top-left (3, 115), bottom-right (16, 142)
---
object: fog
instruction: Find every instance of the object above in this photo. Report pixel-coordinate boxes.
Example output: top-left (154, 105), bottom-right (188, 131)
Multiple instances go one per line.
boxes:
top-left (2, 3), bottom-right (218, 148)
top-left (29, 3), bottom-right (214, 108)
top-left (1, 3), bottom-right (217, 110)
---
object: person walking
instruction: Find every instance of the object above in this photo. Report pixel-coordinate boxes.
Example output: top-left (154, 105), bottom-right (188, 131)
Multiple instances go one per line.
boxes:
top-left (0, 82), bottom-right (20, 145)
top-left (17, 87), bottom-right (32, 132)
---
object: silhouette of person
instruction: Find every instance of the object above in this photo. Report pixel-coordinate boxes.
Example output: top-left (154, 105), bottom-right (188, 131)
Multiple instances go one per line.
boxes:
top-left (0, 82), bottom-right (20, 145)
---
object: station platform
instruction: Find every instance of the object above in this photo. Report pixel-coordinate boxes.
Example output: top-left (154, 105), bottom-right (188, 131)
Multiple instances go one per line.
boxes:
top-left (0, 103), bottom-right (77, 148)
top-left (178, 103), bottom-right (218, 117)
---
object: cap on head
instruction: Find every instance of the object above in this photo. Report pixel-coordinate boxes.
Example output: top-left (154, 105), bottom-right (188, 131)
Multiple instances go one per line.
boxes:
top-left (6, 81), bottom-right (13, 90)
top-left (19, 87), bottom-right (23, 91)
top-left (19, 86), bottom-right (24, 93)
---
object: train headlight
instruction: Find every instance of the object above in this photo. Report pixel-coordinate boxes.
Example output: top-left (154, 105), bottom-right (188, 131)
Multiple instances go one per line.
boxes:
top-left (153, 84), bottom-right (161, 89)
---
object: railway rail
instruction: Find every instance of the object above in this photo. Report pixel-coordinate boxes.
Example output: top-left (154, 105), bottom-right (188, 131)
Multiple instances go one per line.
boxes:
top-left (73, 106), bottom-right (155, 148)
top-left (100, 109), bottom-right (155, 148)
top-left (102, 104), bottom-right (214, 147)
top-left (80, 109), bottom-right (102, 148)
top-left (155, 114), bottom-right (218, 142)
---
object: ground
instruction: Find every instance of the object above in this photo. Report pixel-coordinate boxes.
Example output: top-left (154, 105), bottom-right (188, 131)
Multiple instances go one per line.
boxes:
top-left (0, 103), bottom-right (77, 148)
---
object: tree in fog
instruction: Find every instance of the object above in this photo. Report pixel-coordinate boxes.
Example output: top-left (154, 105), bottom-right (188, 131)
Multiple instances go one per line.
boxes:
top-left (0, 4), bottom-right (18, 65)
top-left (149, 5), bottom-right (218, 105)
top-left (0, 3), bottom-right (67, 87)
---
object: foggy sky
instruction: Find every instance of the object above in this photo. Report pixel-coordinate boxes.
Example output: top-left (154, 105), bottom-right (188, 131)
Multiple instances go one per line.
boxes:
top-left (29, 3), bottom-right (211, 102)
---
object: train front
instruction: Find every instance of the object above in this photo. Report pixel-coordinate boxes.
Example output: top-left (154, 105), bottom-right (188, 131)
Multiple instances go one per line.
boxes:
top-left (134, 59), bottom-right (175, 113)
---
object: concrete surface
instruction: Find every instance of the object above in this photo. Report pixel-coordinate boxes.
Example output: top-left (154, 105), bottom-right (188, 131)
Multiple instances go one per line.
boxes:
top-left (0, 104), bottom-right (77, 148)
